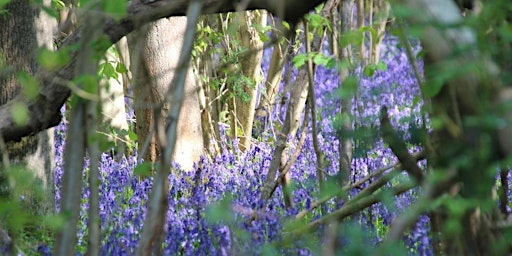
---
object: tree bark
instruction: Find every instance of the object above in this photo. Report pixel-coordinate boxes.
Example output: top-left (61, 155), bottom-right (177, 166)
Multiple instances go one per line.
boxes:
top-left (260, 65), bottom-right (309, 208)
top-left (129, 16), bottom-right (203, 170)
top-left (99, 46), bottom-right (129, 157)
top-left (0, 1), bottom-right (56, 252)
top-left (231, 10), bottom-right (266, 151)
top-left (256, 17), bottom-right (288, 122)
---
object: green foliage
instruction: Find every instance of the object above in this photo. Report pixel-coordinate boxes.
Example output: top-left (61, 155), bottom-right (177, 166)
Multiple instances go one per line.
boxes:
top-left (292, 52), bottom-right (336, 69)
top-left (102, 0), bottom-right (127, 20)
top-left (363, 60), bottom-right (388, 77)
top-left (205, 195), bottom-right (235, 225)
top-left (340, 29), bottom-right (364, 48)
top-left (0, 165), bottom-right (60, 253)
top-left (17, 71), bottom-right (39, 99)
top-left (10, 102), bottom-right (29, 126)
top-left (37, 48), bottom-right (71, 72)
top-left (335, 75), bottom-right (358, 100)
top-left (134, 162), bottom-right (153, 177)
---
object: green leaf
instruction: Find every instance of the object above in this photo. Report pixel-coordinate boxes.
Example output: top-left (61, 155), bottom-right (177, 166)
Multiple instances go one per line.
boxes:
top-left (99, 62), bottom-right (117, 80)
top-left (292, 53), bottom-right (308, 69)
top-left (11, 102), bottom-right (29, 126)
top-left (377, 60), bottom-right (388, 71)
top-left (17, 71), bottom-right (39, 99)
top-left (116, 62), bottom-right (128, 74)
top-left (38, 48), bottom-right (71, 71)
top-left (336, 75), bottom-right (358, 99)
top-left (205, 195), bottom-right (235, 224)
top-left (363, 63), bottom-right (377, 77)
top-left (0, 0), bottom-right (10, 9)
top-left (128, 130), bottom-right (137, 141)
top-left (134, 162), bottom-right (153, 177)
top-left (340, 30), bottom-right (363, 48)
top-left (103, 0), bottom-right (127, 20)
top-left (422, 77), bottom-right (444, 98)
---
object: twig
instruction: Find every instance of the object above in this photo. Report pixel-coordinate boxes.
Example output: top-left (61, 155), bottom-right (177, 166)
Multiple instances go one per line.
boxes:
top-left (383, 168), bottom-right (458, 244)
top-left (295, 151), bottom-right (425, 219)
top-left (290, 181), bottom-right (416, 237)
top-left (303, 16), bottom-right (327, 215)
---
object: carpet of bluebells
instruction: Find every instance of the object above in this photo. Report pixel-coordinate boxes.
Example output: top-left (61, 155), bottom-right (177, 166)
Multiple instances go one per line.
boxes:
top-left (49, 37), bottom-right (435, 255)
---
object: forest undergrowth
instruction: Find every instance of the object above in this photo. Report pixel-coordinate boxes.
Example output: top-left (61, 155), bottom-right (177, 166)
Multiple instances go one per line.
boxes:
top-left (40, 37), bottom-right (510, 255)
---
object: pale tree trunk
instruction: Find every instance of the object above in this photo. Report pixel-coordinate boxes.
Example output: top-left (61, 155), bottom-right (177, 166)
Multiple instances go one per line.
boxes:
top-left (99, 46), bottom-right (129, 157)
top-left (129, 17), bottom-right (203, 171)
top-left (356, 0), bottom-right (365, 63)
top-left (369, 0), bottom-right (390, 64)
top-left (256, 16), bottom-right (288, 121)
top-left (229, 10), bottom-right (266, 151)
top-left (0, 0), bottom-right (56, 252)
top-left (136, 3), bottom-right (202, 254)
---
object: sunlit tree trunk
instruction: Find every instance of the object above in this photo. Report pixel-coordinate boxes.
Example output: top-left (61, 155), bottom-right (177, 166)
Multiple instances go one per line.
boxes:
top-left (256, 16), bottom-right (288, 123)
top-left (0, 0), bottom-right (56, 252)
top-left (228, 10), bottom-right (266, 151)
top-left (356, 0), bottom-right (365, 63)
top-left (129, 17), bottom-right (203, 171)
top-left (99, 46), bottom-right (129, 158)
top-left (369, 0), bottom-right (390, 64)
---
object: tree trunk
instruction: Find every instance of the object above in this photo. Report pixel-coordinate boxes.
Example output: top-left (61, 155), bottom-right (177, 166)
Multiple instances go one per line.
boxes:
top-left (260, 66), bottom-right (310, 208)
top-left (129, 16), bottom-right (203, 171)
top-left (0, 0), bottom-right (56, 252)
top-left (99, 46), bottom-right (129, 158)
top-left (231, 10), bottom-right (266, 151)
top-left (338, 0), bottom-right (355, 193)
top-left (369, 0), bottom-right (390, 64)
top-left (256, 16), bottom-right (288, 123)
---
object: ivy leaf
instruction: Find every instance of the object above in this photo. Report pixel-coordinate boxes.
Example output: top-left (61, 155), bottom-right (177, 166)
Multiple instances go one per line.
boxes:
top-left (116, 63), bottom-right (128, 74)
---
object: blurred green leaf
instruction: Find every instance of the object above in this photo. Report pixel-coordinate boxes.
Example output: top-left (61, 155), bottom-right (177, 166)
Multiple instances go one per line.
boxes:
top-left (205, 194), bottom-right (235, 224)
top-left (292, 53), bottom-right (308, 69)
top-left (38, 48), bottom-right (71, 71)
top-left (340, 30), bottom-right (363, 48)
top-left (134, 162), bottom-right (153, 177)
top-left (103, 0), bottom-right (127, 20)
top-left (11, 102), bottom-right (29, 126)
top-left (17, 71), bottom-right (39, 99)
